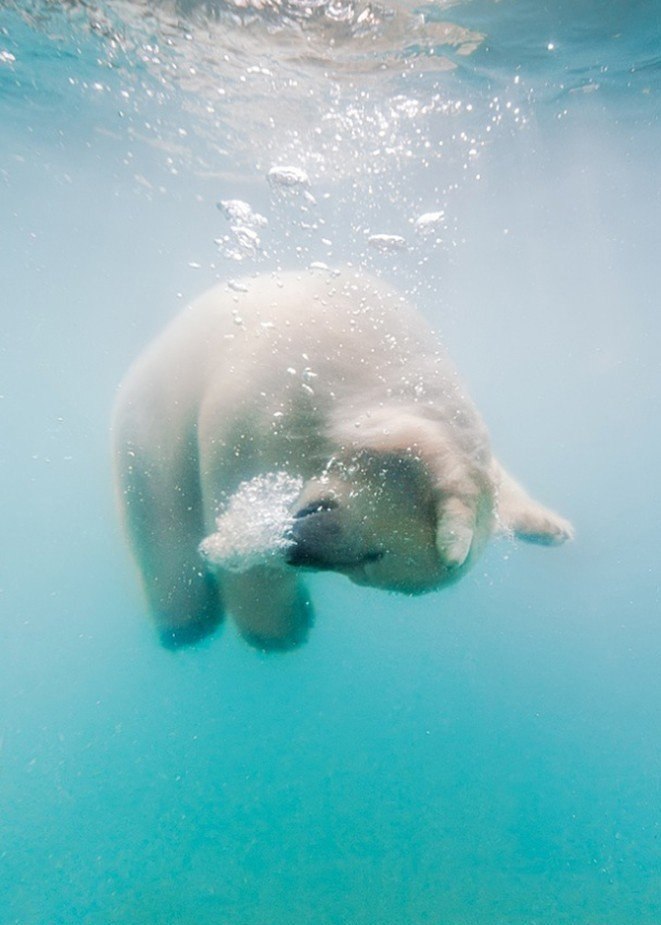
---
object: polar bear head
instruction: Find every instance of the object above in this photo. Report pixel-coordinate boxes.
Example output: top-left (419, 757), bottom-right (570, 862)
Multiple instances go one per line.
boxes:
top-left (286, 448), bottom-right (492, 595)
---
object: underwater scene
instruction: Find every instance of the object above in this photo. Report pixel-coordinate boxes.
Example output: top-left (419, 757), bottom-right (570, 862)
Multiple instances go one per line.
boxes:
top-left (1, 1), bottom-right (661, 923)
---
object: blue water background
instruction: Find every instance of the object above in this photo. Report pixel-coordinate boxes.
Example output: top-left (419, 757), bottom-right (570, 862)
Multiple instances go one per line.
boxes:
top-left (1, 2), bottom-right (660, 923)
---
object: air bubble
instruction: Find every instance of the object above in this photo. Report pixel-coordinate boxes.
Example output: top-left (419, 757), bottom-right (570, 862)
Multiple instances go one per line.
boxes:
top-left (368, 233), bottom-right (407, 252)
top-left (267, 165), bottom-right (311, 188)
top-left (414, 211), bottom-right (445, 235)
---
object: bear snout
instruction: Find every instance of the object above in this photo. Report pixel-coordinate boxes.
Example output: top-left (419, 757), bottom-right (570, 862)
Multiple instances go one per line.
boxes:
top-left (286, 507), bottom-right (379, 571)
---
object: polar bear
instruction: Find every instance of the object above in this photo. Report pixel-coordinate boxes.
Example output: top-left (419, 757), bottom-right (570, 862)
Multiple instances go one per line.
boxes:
top-left (113, 268), bottom-right (572, 650)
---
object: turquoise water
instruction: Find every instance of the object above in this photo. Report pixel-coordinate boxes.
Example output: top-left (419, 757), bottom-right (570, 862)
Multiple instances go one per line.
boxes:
top-left (1, 2), bottom-right (660, 923)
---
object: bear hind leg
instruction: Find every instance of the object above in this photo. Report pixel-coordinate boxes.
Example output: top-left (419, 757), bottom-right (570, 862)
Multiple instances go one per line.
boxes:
top-left (492, 460), bottom-right (573, 545)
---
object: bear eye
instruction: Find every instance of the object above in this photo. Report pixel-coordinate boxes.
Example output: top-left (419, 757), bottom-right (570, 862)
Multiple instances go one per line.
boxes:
top-left (294, 498), bottom-right (339, 519)
top-left (363, 550), bottom-right (384, 563)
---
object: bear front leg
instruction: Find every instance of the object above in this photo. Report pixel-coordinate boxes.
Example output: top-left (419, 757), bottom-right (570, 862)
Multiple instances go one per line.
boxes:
top-left (115, 441), bottom-right (224, 649)
top-left (222, 566), bottom-right (314, 652)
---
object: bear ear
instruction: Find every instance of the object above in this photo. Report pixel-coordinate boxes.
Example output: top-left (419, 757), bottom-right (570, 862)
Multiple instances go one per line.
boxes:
top-left (435, 497), bottom-right (475, 570)
top-left (492, 460), bottom-right (574, 545)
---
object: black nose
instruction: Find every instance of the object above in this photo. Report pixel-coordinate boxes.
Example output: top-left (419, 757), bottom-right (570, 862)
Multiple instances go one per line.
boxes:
top-left (285, 503), bottom-right (343, 569)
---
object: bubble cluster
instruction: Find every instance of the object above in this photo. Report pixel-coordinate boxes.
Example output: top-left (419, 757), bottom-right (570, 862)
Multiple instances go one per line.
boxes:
top-left (12, 0), bottom-right (538, 278)
top-left (215, 198), bottom-right (268, 261)
top-left (199, 472), bottom-right (304, 572)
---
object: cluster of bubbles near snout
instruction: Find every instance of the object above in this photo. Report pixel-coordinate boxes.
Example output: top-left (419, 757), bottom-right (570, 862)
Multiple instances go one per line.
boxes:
top-left (199, 472), bottom-right (304, 572)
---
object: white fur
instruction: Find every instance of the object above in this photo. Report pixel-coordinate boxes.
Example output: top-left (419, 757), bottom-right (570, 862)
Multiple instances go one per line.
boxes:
top-left (113, 268), bottom-right (572, 650)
